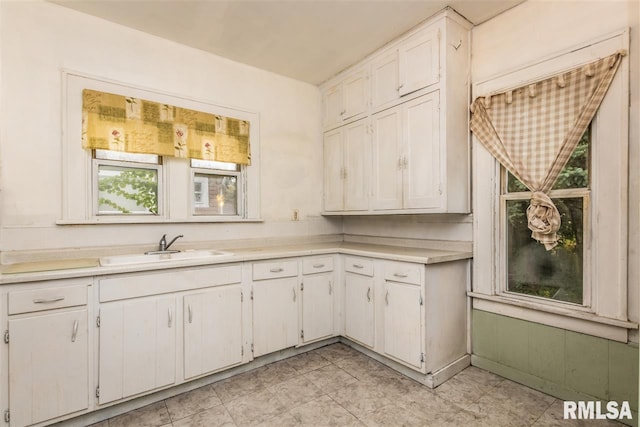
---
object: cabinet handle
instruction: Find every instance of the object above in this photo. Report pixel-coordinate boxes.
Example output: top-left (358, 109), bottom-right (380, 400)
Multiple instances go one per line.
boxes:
top-left (340, 110), bottom-right (346, 116)
top-left (385, 291), bottom-right (389, 306)
top-left (33, 296), bottom-right (65, 304)
top-left (353, 263), bottom-right (364, 269)
top-left (396, 83), bottom-right (404, 91)
top-left (71, 319), bottom-right (79, 343)
top-left (293, 288), bottom-right (297, 302)
top-left (313, 263), bottom-right (325, 268)
top-left (367, 287), bottom-right (371, 302)
top-left (188, 304), bottom-right (193, 323)
top-left (270, 267), bottom-right (284, 273)
top-left (394, 272), bottom-right (409, 278)
top-left (168, 307), bottom-right (173, 328)
top-left (329, 281), bottom-right (333, 295)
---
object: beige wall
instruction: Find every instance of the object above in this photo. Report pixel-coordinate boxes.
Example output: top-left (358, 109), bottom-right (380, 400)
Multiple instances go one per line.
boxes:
top-left (0, 1), bottom-right (341, 255)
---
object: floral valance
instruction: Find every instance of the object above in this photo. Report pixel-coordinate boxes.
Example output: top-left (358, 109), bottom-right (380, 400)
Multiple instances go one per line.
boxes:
top-left (82, 89), bottom-right (251, 165)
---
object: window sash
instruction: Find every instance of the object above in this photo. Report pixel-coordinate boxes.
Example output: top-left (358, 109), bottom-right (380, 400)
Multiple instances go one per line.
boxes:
top-left (499, 188), bottom-right (592, 310)
top-left (190, 167), bottom-right (245, 218)
top-left (92, 158), bottom-right (163, 216)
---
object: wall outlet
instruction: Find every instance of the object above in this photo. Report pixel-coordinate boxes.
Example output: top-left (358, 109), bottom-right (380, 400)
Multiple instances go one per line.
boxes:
top-left (292, 209), bottom-right (299, 221)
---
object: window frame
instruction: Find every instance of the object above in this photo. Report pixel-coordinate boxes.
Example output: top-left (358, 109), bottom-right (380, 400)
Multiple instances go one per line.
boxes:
top-left (498, 169), bottom-right (593, 311)
top-left (470, 30), bottom-right (632, 341)
top-left (60, 70), bottom-right (262, 224)
top-left (189, 163), bottom-right (246, 219)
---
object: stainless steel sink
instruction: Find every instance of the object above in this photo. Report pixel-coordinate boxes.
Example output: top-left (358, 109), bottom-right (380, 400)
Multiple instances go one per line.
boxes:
top-left (99, 249), bottom-right (233, 266)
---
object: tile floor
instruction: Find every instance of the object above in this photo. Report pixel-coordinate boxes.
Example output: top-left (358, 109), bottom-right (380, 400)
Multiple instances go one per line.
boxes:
top-left (92, 343), bottom-right (623, 427)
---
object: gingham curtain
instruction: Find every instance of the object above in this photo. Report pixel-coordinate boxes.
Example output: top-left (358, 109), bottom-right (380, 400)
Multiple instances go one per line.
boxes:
top-left (470, 50), bottom-right (625, 250)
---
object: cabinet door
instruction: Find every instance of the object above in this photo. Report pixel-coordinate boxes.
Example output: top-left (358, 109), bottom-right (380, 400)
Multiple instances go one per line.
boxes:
top-left (99, 295), bottom-right (176, 404)
top-left (398, 28), bottom-right (440, 96)
top-left (371, 106), bottom-right (403, 210)
top-left (383, 281), bottom-right (423, 369)
top-left (301, 273), bottom-right (334, 343)
top-left (343, 69), bottom-right (368, 119)
top-left (323, 82), bottom-right (343, 128)
top-left (344, 273), bottom-right (375, 348)
top-left (343, 120), bottom-right (369, 211)
top-left (371, 50), bottom-right (400, 110)
top-left (403, 92), bottom-right (442, 209)
top-left (9, 309), bottom-right (89, 427)
top-left (184, 285), bottom-right (243, 380)
top-left (253, 277), bottom-right (299, 357)
top-left (323, 128), bottom-right (344, 211)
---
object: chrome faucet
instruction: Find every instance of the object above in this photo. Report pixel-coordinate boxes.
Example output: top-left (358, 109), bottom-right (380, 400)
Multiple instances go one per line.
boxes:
top-left (158, 234), bottom-right (183, 252)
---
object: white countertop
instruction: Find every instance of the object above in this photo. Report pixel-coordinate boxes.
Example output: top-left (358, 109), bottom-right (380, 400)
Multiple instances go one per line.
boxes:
top-left (0, 242), bottom-right (472, 285)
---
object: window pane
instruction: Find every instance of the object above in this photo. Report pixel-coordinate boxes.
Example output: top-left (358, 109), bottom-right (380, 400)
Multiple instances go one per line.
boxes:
top-left (193, 173), bottom-right (238, 216)
top-left (507, 126), bottom-right (590, 192)
top-left (95, 149), bottom-right (159, 164)
top-left (506, 197), bottom-right (583, 304)
top-left (191, 159), bottom-right (239, 172)
top-left (98, 165), bottom-right (158, 215)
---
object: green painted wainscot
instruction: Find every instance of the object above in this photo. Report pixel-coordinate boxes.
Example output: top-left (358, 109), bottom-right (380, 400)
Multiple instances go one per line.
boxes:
top-left (472, 309), bottom-right (639, 426)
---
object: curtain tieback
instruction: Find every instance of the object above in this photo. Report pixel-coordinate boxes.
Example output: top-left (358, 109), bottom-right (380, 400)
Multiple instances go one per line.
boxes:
top-left (526, 191), bottom-right (561, 250)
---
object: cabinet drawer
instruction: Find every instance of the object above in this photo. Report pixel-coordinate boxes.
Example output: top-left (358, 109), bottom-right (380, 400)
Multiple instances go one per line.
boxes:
top-left (344, 257), bottom-right (374, 277)
top-left (9, 284), bottom-right (87, 315)
top-left (384, 261), bottom-right (422, 285)
top-left (302, 256), bottom-right (334, 275)
top-left (253, 259), bottom-right (298, 281)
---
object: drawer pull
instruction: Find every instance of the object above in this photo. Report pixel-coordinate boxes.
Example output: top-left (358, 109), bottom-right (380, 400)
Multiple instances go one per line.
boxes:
top-left (270, 267), bottom-right (284, 273)
top-left (33, 296), bottom-right (65, 304)
top-left (168, 307), bottom-right (173, 328)
top-left (188, 305), bottom-right (193, 323)
top-left (393, 273), bottom-right (409, 278)
top-left (367, 287), bottom-right (371, 302)
top-left (313, 263), bottom-right (325, 268)
top-left (71, 320), bottom-right (79, 343)
top-left (353, 263), bottom-right (364, 269)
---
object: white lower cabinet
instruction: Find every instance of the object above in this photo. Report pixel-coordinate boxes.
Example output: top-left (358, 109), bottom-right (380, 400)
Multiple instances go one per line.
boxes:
top-left (300, 257), bottom-right (335, 344)
top-left (183, 285), bottom-right (244, 379)
top-left (4, 282), bottom-right (90, 427)
top-left (343, 257), bottom-right (375, 348)
top-left (252, 260), bottom-right (299, 357)
top-left (383, 280), bottom-right (423, 369)
top-left (98, 295), bottom-right (177, 404)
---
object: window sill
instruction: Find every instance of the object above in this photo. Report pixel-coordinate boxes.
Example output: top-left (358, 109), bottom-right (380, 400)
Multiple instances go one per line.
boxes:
top-left (468, 291), bottom-right (638, 342)
top-left (56, 218), bottom-right (264, 225)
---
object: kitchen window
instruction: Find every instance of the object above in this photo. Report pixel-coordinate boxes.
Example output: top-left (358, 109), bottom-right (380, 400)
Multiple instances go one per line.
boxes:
top-left (501, 127), bottom-right (590, 306)
top-left (191, 159), bottom-right (244, 217)
top-left (93, 150), bottom-right (162, 216)
top-left (471, 33), bottom-right (631, 340)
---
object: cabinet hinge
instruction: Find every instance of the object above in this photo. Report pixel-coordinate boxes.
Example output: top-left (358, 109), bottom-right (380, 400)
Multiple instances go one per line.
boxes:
top-left (4, 409), bottom-right (9, 423)
top-left (250, 290), bottom-right (254, 300)
top-left (241, 346), bottom-right (244, 357)
top-left (300, 330), bottom-right (304, 339)
top-left (241, 291), bottom-right (244, 302)
top-left (96, 315), bottom-right (101, 328)
top-left (300, 282), bottom-right (304, 291)
top-left (95, 386), bottom-right (100, 399)
top-left (3, 330), bottom-right (8, 344)
top-left (419, 295), bottom-right (423, 306)
top-left (420, 353), bottom-right (425, 363)
top-left (251, 343), bottom-right (254, 353)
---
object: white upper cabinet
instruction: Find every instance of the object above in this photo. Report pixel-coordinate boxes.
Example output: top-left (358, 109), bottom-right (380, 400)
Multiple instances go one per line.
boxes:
top-left (323, 67), bottom-right (369, 130)
top-left (321, 9), bottom-right (471, 214)
top-left (323, 119), bottom-right (370, 212)
top-left (398, 28), bottom-right (440, 96)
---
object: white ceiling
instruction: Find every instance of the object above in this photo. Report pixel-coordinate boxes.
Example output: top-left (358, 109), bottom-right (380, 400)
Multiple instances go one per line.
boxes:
top-left (50, 0), bottom-right (524, 85)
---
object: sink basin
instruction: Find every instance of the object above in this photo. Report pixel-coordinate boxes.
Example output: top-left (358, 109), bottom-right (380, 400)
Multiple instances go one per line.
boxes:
top-left (99, 250), bottom-right (233, 266)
